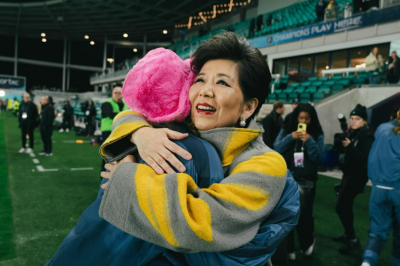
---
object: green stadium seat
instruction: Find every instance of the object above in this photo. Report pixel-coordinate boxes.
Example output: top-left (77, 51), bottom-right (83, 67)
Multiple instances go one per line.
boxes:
top-left (324, 80), bottom-right (336, 86)
top-left (313, 92), bottom-right (325, 102)
top-left (332, 76), bottom-right (342, 80)
top-left (288, 93), bottom-right (299, 102)
top-left (278, 93), bottom-right (287, 102)
top-left (305, 86), bottom-right (317, 93)
top-left (274, 89), bottom-right (284, 94)
top-left (318, 76), bottom-right (329, 81)
top-left (344, 74), bottom-right (356, 79)
top-left (283, 87), bottom-right (294, 94)
top-left (318, 87), bottom-right (331, 95)
top-left (358, 73), bottom-right (368, 79)
top-left (308, 77), bottom-right (318, 82)
top-left (294, 86), bottom-right (306, 93)
top-left (301, 81), bottom-right (312, 87)
top-left (336, 79), bottom-right (351, 87)
top-left (288, 82), bottom-right (300, 88)
top-left (300, 93), bottom-right (311, 103)
top-left (267, 93), bottom-right (277, 103)
top-left (332, 85), bottom-right (345, 94)
top-left (353, 78), bottom-right (367, 85)
top-left (333, 73), bottom-right (343, 77)
top-left (311, 81), bottom-right (324, 87)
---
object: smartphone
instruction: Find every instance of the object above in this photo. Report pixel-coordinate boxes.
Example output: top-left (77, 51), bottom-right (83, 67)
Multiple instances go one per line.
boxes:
top-left (297, 123), bottom-right (307, 132)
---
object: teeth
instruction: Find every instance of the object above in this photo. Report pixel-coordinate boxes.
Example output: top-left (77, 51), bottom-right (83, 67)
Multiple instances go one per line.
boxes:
top-left (197, 105), bottom-right (216, 111)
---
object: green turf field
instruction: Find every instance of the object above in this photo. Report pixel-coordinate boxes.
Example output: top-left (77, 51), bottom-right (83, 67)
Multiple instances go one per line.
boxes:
top-left (0, 111), bottom-right (392, 265)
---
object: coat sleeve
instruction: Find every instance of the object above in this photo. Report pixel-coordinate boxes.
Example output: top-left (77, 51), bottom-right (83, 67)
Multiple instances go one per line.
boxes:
top-left (99, 149), bottom-right (287, 253)
top-left (304, 134), bottom-right (324, 164)
top-left (346, 134), bottom-right (374, 166)
top-left (365, 54), bottom-right (375, 67)
top-left (273, 129), bottom-right (294, 154)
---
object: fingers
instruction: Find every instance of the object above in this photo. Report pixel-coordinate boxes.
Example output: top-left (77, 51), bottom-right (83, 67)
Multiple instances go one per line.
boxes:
top-left (153, 153), bottom-right (176, 174)
top-left (159, 148), bottom-right (186, 173)
top-left (101, 182), bottom-right (108, 189)
top-left (165, 141), bottom-right (192, 161)
top-left (142, 156), bottom-right (164, 175)
top-left (101, 171), bottom-right (111, 179)
top-left (165, 129), bottom-right (189, 140)
top-left (104, 163), bottom-right (116, 171)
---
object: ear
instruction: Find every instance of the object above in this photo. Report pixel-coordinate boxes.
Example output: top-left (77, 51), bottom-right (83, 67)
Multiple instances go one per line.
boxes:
top-left (241, 98), bottom-right (259, 120)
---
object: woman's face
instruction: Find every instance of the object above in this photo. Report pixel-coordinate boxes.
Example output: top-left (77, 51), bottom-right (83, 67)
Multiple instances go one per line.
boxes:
top-left (297, 111), bottom-right (311, 125)
top-left (189, 59), bottom-right (249, 131)
top-left (350, 115), bottom-right (365, 130)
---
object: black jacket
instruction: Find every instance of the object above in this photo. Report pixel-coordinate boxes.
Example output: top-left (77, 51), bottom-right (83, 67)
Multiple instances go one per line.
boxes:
top-left (63, 104), bottom-right (74, 117)
top-left (85, 105), bottom-right (97, 122)
top-left (40, 104), bottom-right (55, 129)
top-left (316, 1), bottom-right (327, 17)
top-left (262, 110), bottom-right (283, 148)
top-left (19, 101), bottom-right (38, 126)
top-left (341, 126), bottom-right (374, 192)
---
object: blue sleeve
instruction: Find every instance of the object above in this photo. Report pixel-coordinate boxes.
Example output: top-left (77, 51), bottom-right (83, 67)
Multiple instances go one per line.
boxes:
top-left (273, 129), bottom-right (294, 153)
top-left (304, 134), bottom-right (324, 164)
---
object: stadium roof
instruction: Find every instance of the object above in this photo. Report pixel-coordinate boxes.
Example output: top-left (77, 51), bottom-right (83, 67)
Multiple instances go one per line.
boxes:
top-left (0, 0), bottom-right (225, 42)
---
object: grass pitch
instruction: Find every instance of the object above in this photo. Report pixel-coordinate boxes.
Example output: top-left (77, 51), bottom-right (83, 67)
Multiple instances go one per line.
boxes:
top-left (0, 111), bottom-right (392, 266)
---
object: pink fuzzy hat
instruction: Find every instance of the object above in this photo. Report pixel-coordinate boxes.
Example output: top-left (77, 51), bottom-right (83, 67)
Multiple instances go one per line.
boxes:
top-left (122, 48), bottom-right (196, 123)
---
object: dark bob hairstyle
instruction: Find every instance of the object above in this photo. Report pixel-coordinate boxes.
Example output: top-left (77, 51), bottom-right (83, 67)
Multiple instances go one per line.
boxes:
top-left (191, 32), bottom-right (271, 121)
top-left (284, 103), bottom-right (324, 139)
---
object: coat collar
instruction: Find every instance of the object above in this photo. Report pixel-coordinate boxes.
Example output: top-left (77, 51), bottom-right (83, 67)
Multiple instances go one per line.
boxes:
top-left (200, 120), bottom-right (264, 167)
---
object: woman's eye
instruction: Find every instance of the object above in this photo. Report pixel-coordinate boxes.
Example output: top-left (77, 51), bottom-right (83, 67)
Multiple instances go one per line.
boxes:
top-left (217, 80), bottom-right (230, 87)
top-left (194, 78), bottom-right (204, 83)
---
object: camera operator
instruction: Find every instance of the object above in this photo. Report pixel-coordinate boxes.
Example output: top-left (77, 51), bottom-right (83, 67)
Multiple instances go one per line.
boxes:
top-left (333, 104), bottom-right (374, 254)
top-left (274, 103), bottom-right (324, 260)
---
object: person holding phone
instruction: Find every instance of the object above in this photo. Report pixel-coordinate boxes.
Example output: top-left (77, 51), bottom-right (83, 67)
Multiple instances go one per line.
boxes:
top-left (274, 103), bottom-right (324, 260)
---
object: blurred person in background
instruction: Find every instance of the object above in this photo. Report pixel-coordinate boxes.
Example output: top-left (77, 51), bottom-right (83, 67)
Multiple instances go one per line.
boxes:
top-left (365, 47), bottom-right (383, 84)
top-left (316, 0), bottom-right (327, 21)
top-left (262, 101), bottom-right (285, 148)
top-left (390, 106), bottom-right (399, 120)
top-left (13, 98), bottom-right (19, 117)
top-left (361, 107), bottom-right (400, 266)
top-left (283, 99), bottom-right (299, 127)
top-left (274, 103), bottom-right (324, 260)
top-left (39, 96), bottom-right (55, 156)
top-left (100, 86), bottom-right (129, 171)
top-left (333, 104), bottom-right (374, 254)
top-left (85, 99), bottom-right (97, 137)
top-left (59, 100), bottom-right (73, 133)
top-left (18, 93), bottom-right (38, 153)
top-left (7, 98), bottom-right (12, 111)
top-left (385, 51), bottom-right (400, 84)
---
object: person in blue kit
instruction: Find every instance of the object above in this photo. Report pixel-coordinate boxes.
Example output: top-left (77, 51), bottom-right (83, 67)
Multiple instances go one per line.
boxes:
top-left (361, 107), bottom-right (400, 266)
top-left (46, 122), bottom-right (300, 266)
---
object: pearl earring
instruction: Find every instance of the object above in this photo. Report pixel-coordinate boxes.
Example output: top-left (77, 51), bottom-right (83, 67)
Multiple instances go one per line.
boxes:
top-left (240, 117), bottom-right (246, 127)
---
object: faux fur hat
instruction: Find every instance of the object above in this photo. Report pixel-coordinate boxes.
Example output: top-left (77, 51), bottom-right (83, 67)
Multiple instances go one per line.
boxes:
top-left (122, 48), bottom-right (195, 123)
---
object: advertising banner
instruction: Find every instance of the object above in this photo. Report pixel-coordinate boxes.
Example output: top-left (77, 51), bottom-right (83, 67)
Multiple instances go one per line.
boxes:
top-left (0, 75), bottom-right (26, 90)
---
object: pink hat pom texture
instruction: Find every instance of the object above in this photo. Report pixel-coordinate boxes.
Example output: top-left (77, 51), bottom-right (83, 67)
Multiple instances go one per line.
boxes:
top-left (122, 48), bottom-right (195, 123)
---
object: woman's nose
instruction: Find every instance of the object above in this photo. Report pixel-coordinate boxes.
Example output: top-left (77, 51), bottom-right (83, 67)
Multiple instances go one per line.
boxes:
top-left (199, 84), bottom-right (214, 98)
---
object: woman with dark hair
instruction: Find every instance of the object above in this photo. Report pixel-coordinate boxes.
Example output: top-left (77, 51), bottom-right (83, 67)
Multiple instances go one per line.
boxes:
top-left (47, 32), bottom-right (300, 265)
top-left (274, 103), bottom-right (324, 260)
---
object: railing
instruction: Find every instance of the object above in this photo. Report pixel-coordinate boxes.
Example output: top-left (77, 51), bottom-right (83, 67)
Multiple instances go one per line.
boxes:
top-left (89, 69), bottom-right (130, 85)
top-left (321, 67), bottom-right (366, 76)
top-left (381, 0), bottom-right (400, 8)
top-left (271, 74), bottom-right (281, 93)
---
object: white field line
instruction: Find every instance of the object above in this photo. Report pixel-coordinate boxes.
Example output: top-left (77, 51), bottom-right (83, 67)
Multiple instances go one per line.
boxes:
top-left (32, 159), bottom-right (39, 164)
top-left (36, 165), bottom-right (59, 172)
top-left (70, 167), bottom-right (94, 171)
top-left (29, 152), bottom-right (35, 157)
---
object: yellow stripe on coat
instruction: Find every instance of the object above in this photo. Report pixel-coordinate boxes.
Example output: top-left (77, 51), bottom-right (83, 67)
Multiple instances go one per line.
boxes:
top-left (221, 129), bottom-right (260, 166)
top-left (134, 164), bottom-right (180, 247)
top-left (231, 152), bottom-right (287, 178)
top-left (177, 174), bottom-right (213, 242)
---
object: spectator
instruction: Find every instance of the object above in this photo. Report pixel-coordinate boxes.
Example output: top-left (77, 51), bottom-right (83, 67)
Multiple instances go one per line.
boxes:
top-left (262, 101), bottom-right (285, 148)
top-left (333, 104), bottom-right (374, 254)
top-left (274, 103), bottom-right (324, 260)
top-left (283, 98), bottom-right (299, 127)
top-left (0, 99), bottom-right (3, 110)
top-left (13, 98), bottom-right (19, 117)
top-left (316, 0), bottom-right (328, 21)
top-left (385, 51), bottom-right (400, 84)
top-left (59, 100), bottom-right (73, 133)
top-left (256, 15), bottom-right (263, 31)
top-left (39, 96), bottom-right (55, 156)
top-left (85, 99), bottom-right (97, 137)
top-left (7, 99), bottom-right (12, 111)
top-left (249, 18), bottom-right (255, 38)
top-left (18, 93), bottom-right (38, 153)
top-left (266, 14), bottom-right (273, 26)
top-left (361, 107), bottom-right (400, 266)
top-left (100, 86), bottom-right (129, 171)
top-left (326, 0), bottom-right (338, 19)
top-left (365, 47), bottom-right (383, 84)
top-left (390, 106), bottom-right (400, 120)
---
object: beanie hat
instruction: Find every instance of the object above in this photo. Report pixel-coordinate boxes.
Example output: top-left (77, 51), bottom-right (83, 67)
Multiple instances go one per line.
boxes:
top-left (350, 104), bottom-right (367, 121)
top-left (122, 48), bottom-right (195, 123)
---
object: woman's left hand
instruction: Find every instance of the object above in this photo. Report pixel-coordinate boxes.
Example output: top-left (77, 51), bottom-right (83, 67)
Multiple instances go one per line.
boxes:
top-left (101, 155), bottom-right (136, 189)
top-left (299, 132), bottom-right (310, 142)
